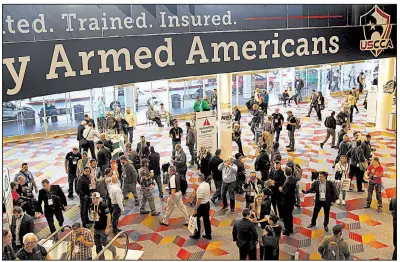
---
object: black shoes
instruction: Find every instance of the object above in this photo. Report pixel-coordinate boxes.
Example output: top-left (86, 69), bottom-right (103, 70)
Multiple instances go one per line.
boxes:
top-left (307, 224), bottom-right (316, 229)
top-left (287, 148), bottom-right (294, 152)
top-left (324, 226), bottom-right (329, 232)
top-left (151, 212), bottom-right (160, 216)
top-left (113, 228), bottom-right (122, 234)
top-left (159, 222), bottom-right (169, 226)
top-left (358, 190), bottom-right (365, 193)
top-left (140, 211), bottom-right (150, 215)
top-left (230, 209), bottom-right (235, 214)
top-left (202, 235), bottom-right (212, 240)
top-left (282, 231), bottom-right (290, 236)
top-left (295, 204), bottom-right (301, 208)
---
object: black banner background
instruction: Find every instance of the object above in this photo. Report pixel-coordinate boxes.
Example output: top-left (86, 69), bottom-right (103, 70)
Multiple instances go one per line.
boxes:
top-left (2, 25), bottom-right (397, 102)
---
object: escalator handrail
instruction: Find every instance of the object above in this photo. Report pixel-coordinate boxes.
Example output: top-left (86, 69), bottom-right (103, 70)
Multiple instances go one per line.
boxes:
top-left (93, 231), bottom-right (129, 260)
top-left (39, 225), bottom-right (72, 246)
top-left (46, 230), bottom-right (73, 255)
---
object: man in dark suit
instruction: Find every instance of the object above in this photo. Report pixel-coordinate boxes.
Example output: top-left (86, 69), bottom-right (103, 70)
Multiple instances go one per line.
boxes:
top-left (306, 90), bottom-right (319, 117)
top-left (10, 206), bottom-right (34, 252)
top-left (303, 171), bottom-right (338, 232)
top-left (232, 208), bottom-right (258, 260)
top-left (36, 179), bottom-right (67, 239)
top-left (77, 121), bottom-right (87, 153)
top-left (281, 167), bottom-right (298, 236)
top-left (136, 136), bottom-right (150, 160)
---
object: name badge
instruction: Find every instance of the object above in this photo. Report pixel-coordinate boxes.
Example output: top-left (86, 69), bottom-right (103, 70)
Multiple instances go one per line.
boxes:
top-left (72, 159), bottom-right (77, 165)
top-left (27, 182), bottom-right (32, 188)
top-left (274, 119), bottom-right (278, 123)
top-left (320, 192), bottom-right (326, 200)
top-left (48, 198), bottom-right (53, 205)
top-left (250, 192), bottom-right (256, 196)
top-left (73, 245), bottom-right (80, 254)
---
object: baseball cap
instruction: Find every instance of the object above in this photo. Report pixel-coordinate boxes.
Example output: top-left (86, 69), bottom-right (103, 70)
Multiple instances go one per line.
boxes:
top-left (332, 224), bottom-right (344, 234)
top-left (91, 192), bottom-right (101, 198)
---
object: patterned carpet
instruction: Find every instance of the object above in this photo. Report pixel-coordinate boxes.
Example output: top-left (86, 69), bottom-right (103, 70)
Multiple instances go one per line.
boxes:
top-left (3, 93), bottom-right (396, 260)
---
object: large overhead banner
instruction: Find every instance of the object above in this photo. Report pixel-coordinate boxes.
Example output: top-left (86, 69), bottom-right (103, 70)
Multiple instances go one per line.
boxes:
top-left (3, 24), bottom-right (396, 101)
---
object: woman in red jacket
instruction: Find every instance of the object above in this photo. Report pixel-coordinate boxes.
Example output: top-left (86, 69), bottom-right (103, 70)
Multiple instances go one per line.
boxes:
top-left (364, 156), bottom-right (384, 212)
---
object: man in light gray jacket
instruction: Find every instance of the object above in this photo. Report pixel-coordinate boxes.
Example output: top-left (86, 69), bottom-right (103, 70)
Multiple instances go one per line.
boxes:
top-left (120, 156), bottom-right (139, 206)
top-left (218, 157), bottom-right (238, 214)
top-left (186, 122), bottom-right (197, 167)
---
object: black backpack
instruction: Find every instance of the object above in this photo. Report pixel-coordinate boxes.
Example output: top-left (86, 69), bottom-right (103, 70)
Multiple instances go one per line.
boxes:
top-left (171, 173), bottom-right (188, 195)
top-left (262, 226), bottom-right (279, 256)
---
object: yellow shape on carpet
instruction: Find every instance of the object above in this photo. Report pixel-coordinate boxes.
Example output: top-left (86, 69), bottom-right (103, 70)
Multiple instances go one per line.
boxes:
top-left (311, 229), bottom-right (326, 239)
top-left (206, 240), bottom-right (222, 250)
top-left (218, 219), bottom-right (233, 228)
top-left (159, 236), bottom-right (175, 245)
top-left (309, 252), bottom-right (322, 260)
top-left (358, 214), bottom-right (371, 222)
top-left (362, 233), bottom-right (375, 243)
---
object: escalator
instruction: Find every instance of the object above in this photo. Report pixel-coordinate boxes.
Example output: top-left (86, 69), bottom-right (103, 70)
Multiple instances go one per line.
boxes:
top-left (40, 225), bottom-right (73, 260)
top-left (93, 231), bottom-right (130, 260)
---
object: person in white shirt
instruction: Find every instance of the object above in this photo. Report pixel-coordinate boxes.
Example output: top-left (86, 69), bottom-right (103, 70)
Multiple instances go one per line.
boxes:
top-left (159, 103), bottom-right (170, 124)
top-left (108, 175), bottom-right (125, 234)
top-left (124, 108), bottom-right (136, 144)
top-left (190, 173), bottom-right (212, 240)
top-left (159, 166), bottom-right (189, 227)
top-left (82, 123), bottom-right (100, 159)
top-left (334, 155), bottom-right (349, 205)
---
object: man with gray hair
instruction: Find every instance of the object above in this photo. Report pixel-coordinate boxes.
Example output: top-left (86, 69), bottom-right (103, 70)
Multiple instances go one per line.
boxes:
top-left (190, 173), bottom-right (212, 240)
top-left (120, 155), bottom-right (139, 205)
top-left (218, 157), bottom-right (238, 214)
top-left (16, 233), bottom-right (50, 260)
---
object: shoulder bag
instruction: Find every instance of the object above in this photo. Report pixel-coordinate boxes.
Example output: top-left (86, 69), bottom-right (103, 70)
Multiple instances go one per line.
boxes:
top-left (79, 128), bottom-right (92, 148)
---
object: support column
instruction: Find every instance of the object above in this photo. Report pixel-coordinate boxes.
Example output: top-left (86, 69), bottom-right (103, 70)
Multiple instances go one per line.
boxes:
top-left (376, 58), bottom-right (395, 129)
top-left (124, 85), bottom-right (134, 111)
top-left (217, 73), bottom-right (233, 160)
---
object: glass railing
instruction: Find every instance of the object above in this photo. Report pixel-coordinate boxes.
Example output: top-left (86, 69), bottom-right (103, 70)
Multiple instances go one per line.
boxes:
top-left (93, 231), bottom-right (129, 260)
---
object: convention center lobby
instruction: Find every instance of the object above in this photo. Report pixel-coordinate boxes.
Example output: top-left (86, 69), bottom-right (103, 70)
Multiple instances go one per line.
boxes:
top-left (2, 4), bottom-right (397, 261)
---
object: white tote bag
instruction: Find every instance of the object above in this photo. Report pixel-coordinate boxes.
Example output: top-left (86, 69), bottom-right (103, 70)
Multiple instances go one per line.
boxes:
top-left (188, 215), bottom-right (198, 234)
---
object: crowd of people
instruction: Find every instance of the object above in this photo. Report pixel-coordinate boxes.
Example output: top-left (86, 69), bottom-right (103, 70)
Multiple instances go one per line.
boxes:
top-left (3, 82), bottom-right (397, 261)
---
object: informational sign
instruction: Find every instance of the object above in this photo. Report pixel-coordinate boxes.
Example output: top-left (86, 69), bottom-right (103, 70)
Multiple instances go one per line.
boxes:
top-left (196, 110), bottom-right (217, 154)
top-left (2, 168), bottom-right (14, 224)
top-left (366, 85), bottom-right (378, 124)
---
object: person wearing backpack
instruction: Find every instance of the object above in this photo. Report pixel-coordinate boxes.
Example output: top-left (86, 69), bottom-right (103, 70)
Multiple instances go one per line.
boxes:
top-left (159, 166), bottom-right (190, 227)
top-left (321, 111), bottom-right (337, 149)
top-left (303, 171), bottom-right (338, 232)
top-left (255, 144), bottom-right (271, 182)
top-left (318, 224), bottom-right (350, 260)
top-left (263, 214), bottom-right (282, 260)
top-left (286, 111), bottom-right (297, 152)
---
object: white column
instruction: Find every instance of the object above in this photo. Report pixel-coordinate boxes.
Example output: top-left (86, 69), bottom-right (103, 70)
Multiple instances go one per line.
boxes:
top-left (217, 73), bottom-right (233, 160)
top-left (124, 85), bottom-right (134, 111)
top-left (376, 58), bottom-right (395, 129)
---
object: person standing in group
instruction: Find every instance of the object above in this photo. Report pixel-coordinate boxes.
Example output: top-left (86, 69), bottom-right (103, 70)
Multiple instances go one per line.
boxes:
top-left (84, 114), bottom-right (96, 128)
top-left (364, 157), bottom-right (384, 212)
top-left (362, 134), bottom-right (376, 165)
top-left (255, 144), bottom-right (271, 182)
top-left (350, 131), bottom-right (360, 148)
top-left (280, 167), bottom-right (297, 236)
top-left (194, 96), bottom-right (202, 112)
top-left (271, 108), bottom-right (284, 143)
top-left (15, 163), bottom-right (39, 194)
top-left (232, 208), bottom-right (258, 260)
top-left (114, 107), bottom-right (124, 119)
top-left (211, 89), bottom-right (218, 111)
top-left (249, 194), bottom-right (270, 260)
top-left (77, 167), bottom-right (92, 228)
top-left (97, 141), bottom-right (111, 178)
top-left (250, 104), bottom-right (262, 141)
top-left (243, 172), bottom-right (263, 208)
top-left (306, 90), bottom-right (319, 118)
top-left (108, 175), bottom-right (125, 234)
top-left (77, 121), bottom-right (87, 153)
top-left (190, 173), bottom-right (212, 240)
top-left (263, 214), bottom-right (282, 260)
top-left (233, 105), bottom-right (242, 125)
top-left (258, 131), bottom-right (274, 155)
top-left (294, 76), bottom-right (304, 102)
top-left (321, 111), bottom-right (337, 149)
top-left (106, 112), bottom-right (117, 135)
top-left (3, 228), bottom-right (16, 260)
top-left (137, 136), bottom-right (150, 160)
top-left (254, 88), bottom-right (261, 104)
top-left (335, 155), bottom-right (349, 205)
top-left (209, 149), bottom-right (224, 204)
top-left (186, 122), bottom-right (197, 168)
top-left (159, 166), bottom-right (190, 227)
top-left (10, 207), bottom-right (34, 252)
top-left (98, 133), bottom-right (114, 152)
top-left (269, 161), bottom-right (285, 216)
top-left (15, 233), bottom-right (50, 260)
top-left (65, 147), bottom-right (82, 198)
top-left (115, 116), bottom-right (129, 143)
top-left (36, 179), bottom-right (67, 240)
top-left (348, 140), bottom-right (366, 192)
top-left (334, 134), bottom-right (351, 168)
top-left (232, 123), bottom-right (244, 156)
top-left (304, 171), bottom-right (338, 232)
top-left (70, 222), bottom-right (94, 260)
top-left (263, 115), bottom-right (274, 135)
top-left (233, 154), bottom-right (246, 191)
top-left (218, 157), bottom-right (238, 214)
top-left (138, 159), bottom-right (160, 216)
top-left (286, 157), bottom-right (302, 208)
top-left (82, 122), bottom-right (99, 159)
top-left (197, 145), bottom-right (212, 182)
top-left (357, 72), bottom-right (365, 93)
top-left (389, 197), bottom-right (397, 260)
top-left (286, 110), bottom-right (297, 152)
top-left (169, 121), bottom-right (183, 156)
top-left (120, 156), bottom-right (139, 205)
top-left (124, 108), bottom-right (136, 144)
top-left (318, 224), bottom-right (350, 260)
top-left (148, 146), bottom-right (163, 199)
top-left (89, 192), bottom-right (117, 260)
top-left (336, 124), bottom-right (349, 148)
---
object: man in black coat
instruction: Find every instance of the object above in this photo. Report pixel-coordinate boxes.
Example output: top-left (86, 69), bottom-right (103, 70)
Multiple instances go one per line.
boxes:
top-left (137, 136), bottom-right (150, 160)
top-left (232, 208), bottom-right (258, 260)
top-left (320, 111), bottom-right (337, 149)
top-left (10, 206), bottom-right (34, 252)
top-left (77, 167), bottom-right (92, 228)
top-left (36, 179), bottom-right (67, 239)
top-left (280, 167), bottom-right (297, 236)
top-left (306, 90), bottom-right (319, 117)
top-left (77, 121), bottom-right (87, 153)
top-left (97, 141), bottom-right (111, 178)
top-left (209, 149), bottom-right (224, 204)
top-left (303, 171), bottom-right (338, 232)
top-left (255, 144), bottom-right (271, 182)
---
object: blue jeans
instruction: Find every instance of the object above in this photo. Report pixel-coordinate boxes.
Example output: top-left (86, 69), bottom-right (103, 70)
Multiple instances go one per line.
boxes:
top-left (111, 204), bottom-right (121, 231)
top-left (221, 181), bottom-right (236, 210)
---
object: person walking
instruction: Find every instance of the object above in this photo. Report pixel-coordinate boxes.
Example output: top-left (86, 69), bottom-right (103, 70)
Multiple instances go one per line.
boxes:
top-left (211, 89), bottom-right (218, 111)
top-left (250, 104), bottom-right (262, 141)
top-left (108, 175), bottom-right (125, 234)
top-left (249, 194), bottom-right (270, 260)
top-left (138, 159), bottom-right (160, 216)
top-left (89, 192), bottom-right (117, 260)
top-left (82, 123), bottom-right (99, 159)
top-left (173, 144), bottom-right (187, 178)
top-left (294, 76), bottom-right (304, 102)
top-left (169, 121), bottom-right (183, 156)
top-left (321, 111), bottom-right (337, 149)
top-left (232, 208), bottom-right (258, 260)
top-left (190, 173), bottom-right (212, 240)
top-left (286, 157), bottom-right (302, 208)
top-left (124, 108), bottom-right (136, 144)
top-left (232, 123), bottom-right (244, 156)
top-left (271, 108), bottom-right (284, 143)
top-left (65, 147), bottom-right (82, 198)
top-left (70, 222), bottom-right (94, 260)
top-left (262, 90), bottom-right (269, 114)
top-left (286, 110), bottom-right (297, 152)
top-left (306, 90), bottom-right (319, 118)
top-left (137, 136), bottom-right (150, 160)
top-left (364, 157), bottom-right (384, 212)
top-left (106, 111), bottom-right (117, 135)
top-left (77, 167), bottom-right (92, 228)
top-left (335, 155), bottom-right (349, 205)
top-left (97, 141), bottom-right (111, 178)
top-left (186, 122), bottom-right (197, 167)
top-left (159, 166), bottom-right (190, 226)
top-left (120, 156), bottom-right (139, 205)
top-left (10, 207), bottom-right (34, 252)
top-left (280, 167), bottom-right (297, 236)
top-left (318, 224), bottom-right (350, 260)
top-left (77, 121), bottom-right (87, 153)
top-left (362, 134), bottom-right (375, 165)
top-left (233, 105), bottom-right (241, 125)
top-left (218, 157), bottom-right (238, 214)
top-left (357, 72), bottom-right (365, 93)
top-left (304, 171), bottom-right (338, 232)
top-left (335, 135), bottom-right (351, 168)
top-left (316, 91), bottom-right (325, 121)
top-left (347, 91), bottom-right (357, 123)
top-left (36, 179), bottom-right (67, 239)
top-left (209, 149), bottom-right (224, 204)
top-left (336, 124), bottom-right (349, 148)
top-left (255, 144), bottom-right (271, 182)
top-left (233, 154), bottom-right (246, 193)
top-left (148, 146), bottom-right (163, 199)
top-left (193, 96), bottom-right (202, 112)
top-left (347, 140), bottom-right (366, 192)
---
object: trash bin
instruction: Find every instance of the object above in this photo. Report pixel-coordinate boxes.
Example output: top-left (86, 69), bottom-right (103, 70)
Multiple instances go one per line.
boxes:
top-left (73, 104), bottom-right (85, 121)
top-left (388, 112), bottom-right (396, 131)
top-left (171, 94), bottom-right (181, 109)
top-left (23, 110), bottom-right (36, 126)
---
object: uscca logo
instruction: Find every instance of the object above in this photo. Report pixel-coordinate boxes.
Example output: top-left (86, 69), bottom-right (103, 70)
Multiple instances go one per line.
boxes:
top-left (360, 5), bottom-right (394, 57)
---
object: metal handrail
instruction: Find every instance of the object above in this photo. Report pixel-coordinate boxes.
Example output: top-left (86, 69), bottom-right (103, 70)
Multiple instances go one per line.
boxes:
top-left (39, 225), bottom-right (72, 246)
top-left (93, 231), bottom-right (129, 260)
top-left (46, 230), bottom-right (73, 255)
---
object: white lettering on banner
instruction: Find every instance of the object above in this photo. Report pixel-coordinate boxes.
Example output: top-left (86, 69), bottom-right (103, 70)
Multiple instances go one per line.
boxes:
top-left (196, 111), bottom-right (217, 155)
top-left (98, 48), bottom-right (134, 73)
top-left (3, 56), bottom-right (31, 95)
top-left (46, 44), bottom-right (77, 79)
top-left (186, 36), bottom-right (209, 64)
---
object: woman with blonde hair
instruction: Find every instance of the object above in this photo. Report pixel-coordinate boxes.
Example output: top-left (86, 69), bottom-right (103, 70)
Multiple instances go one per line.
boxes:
top-left (334, 155), bottom-right (349, 205)
top-left (249, 193), bottom-right (271, 260)
top-left (232, 123), bottom-right (244, 156)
